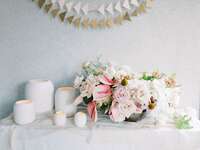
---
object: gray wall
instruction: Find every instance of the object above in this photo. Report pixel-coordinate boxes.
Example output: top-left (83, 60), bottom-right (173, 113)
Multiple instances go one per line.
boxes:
top-left (0, 0), bottom-right (200, 119)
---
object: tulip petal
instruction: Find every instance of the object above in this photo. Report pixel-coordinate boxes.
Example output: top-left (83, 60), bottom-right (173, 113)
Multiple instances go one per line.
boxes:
top-left (93, 85), bottom-right (112, 101)
top-left (87, 101), bottom-right (98, 122)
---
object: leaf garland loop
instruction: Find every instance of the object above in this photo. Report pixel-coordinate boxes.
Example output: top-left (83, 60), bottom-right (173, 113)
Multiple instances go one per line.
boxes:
top-left (34, 0), bottom-right (154, 29)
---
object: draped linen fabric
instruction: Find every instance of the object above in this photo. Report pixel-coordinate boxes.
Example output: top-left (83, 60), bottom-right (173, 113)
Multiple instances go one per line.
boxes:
top-left (0, 113), bottom-right (200, 150)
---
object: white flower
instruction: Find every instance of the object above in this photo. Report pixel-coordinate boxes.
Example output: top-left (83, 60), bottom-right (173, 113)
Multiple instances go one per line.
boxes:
top-left (80, 81), bottom-right (93, 98)
top-left (74, 75), bottom-right (84, 88)
top-left (128, 79), bottom-right (150, 106)
top-left (87, 74), bottom-right (99, 87)
top-left (150, 79), bottom-right (181, 113)
top-left (165, 86), bottom-right (181, 108)
top-left (114, 65), bottom-right (134, 82)
top-left (79, 75), bottom-right (99, 98)
top-left (149, 79), bottom-right (168, 113)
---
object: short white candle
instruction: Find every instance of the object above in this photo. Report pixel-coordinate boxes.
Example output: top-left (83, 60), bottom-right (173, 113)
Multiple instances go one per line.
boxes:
top-left (74, 112), bottom-right (87, 128)
top-left (14, 100), bottom-right (35, 125)
top-left (54, 111), bottom-right (66, 127)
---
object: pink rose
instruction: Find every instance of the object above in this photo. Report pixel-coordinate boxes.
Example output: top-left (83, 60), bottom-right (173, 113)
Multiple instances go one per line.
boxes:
top-left (87, 101), bottom-right (97, 122)
top-left (93, 84), bottom-right (112, 101)
top-left (113, 86), bottom-right (130, 102)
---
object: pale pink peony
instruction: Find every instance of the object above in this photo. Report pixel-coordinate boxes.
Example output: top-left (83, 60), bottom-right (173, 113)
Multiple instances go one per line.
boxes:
top-left (87, 101), bottom-right (98, 122)
top-left (109, 100), bottom-right (137, 122)
top-left (113, 86), bottom-right (130, 102)
top-left (93, 84), bottom-right (112, 102)
top-left (109, 101), bottom-right (125, 122)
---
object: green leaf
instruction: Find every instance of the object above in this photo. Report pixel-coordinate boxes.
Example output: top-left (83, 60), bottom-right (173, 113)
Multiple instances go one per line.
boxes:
top-left (99, 100), bottom-right (112, 114)
top-left (83, 96), bottom-right (93, 104)
top-left (140, 74), bottom-right (156, 81)
top-left (174, 115), bottom-right (192, 129)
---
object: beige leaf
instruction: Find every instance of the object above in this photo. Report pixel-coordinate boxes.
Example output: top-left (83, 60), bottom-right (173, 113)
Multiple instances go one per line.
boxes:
top-left (44, 3), bottom-right (53, 13)
top-left (123, 12), bottom-right (131, 21)
top-left (131, 10), bottom-right (138, 16)
top-left (73, 18), bottom-right (81, 28)
top-left (106, 18), bottom-right (113, 28)
top-left (38, 0), bottom-right (45, 8)
top-left (67, 16), bottom-right (74, 24)
top-left (51, 8), bottom-right (60, 18)
top-left (137, 3), bottom-right (146, 14)
top-left (59, 11), bottom-right (66, 22)
top-left (145, 0), bottom-right (154, 8)
top-left (82, 18), bottom-right (89, 28)
top-left (114, 15), bottom-right (123, 25)
top-left (98, 19), bottom-right (106, 28)
top-left (90, 19), bottom-right (97, 28)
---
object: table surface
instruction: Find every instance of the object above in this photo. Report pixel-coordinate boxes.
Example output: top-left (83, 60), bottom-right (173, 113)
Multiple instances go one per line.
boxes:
top-left (1, 112), bottom-right (200, 150)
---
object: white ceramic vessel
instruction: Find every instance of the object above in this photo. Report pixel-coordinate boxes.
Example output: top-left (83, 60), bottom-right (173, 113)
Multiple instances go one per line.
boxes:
top-left (55, 86), bottom-right (77, 116)
top-left (25, 79), bottom-right (54, 113)
top-left (54, 111), bottom-right (67, 127)
top-left (14, 100), bottom-right (35, 125)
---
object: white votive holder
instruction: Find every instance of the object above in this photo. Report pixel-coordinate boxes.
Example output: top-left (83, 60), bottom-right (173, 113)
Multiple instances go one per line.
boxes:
top-left (74, 112), bottom-right (87, 128)
top-left (13, 100), bottom-right (35, 125)
top-left (54, 111), bottom-right (67, 127)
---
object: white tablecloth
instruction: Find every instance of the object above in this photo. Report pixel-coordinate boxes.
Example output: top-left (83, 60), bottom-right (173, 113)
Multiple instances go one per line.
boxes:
top-left (1, 113), bottom-right (200, 150)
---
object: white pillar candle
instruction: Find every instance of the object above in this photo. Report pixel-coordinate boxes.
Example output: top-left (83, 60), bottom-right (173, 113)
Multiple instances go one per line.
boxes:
top-left (14, 100), bottom-right (35, 125)
top-left (74, 112), bottom-right (87, 128)
top-left (55, 87), bottom-right (77, 116)
top-left (25, 79), bottom-right (54, 113)
top-left (54, 111), bottom-right (66, 127)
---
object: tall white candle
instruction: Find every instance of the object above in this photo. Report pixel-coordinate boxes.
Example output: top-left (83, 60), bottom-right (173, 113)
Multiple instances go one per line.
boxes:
top-left (55, 86), bottom-right (77, 116)
top-left (25, 79), bottom-right (54, 113)
top-left (14, 100), bottom-right (35, 125)
top-left (54, 111), bottom-right (66, 127)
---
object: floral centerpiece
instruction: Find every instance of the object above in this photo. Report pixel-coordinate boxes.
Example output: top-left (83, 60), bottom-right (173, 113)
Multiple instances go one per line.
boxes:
top-left (74, 58), bottom-right (181, 123)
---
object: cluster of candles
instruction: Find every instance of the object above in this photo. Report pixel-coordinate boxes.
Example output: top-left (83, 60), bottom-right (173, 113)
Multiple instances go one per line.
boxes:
top-left (54, 111), bottom-right (87, 127)
top-left (13, 79), bottom-right (87, 128)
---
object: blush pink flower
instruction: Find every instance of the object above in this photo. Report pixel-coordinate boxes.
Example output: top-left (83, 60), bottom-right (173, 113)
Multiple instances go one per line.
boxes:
top-left (87, 101), bottom-right (97, 122)
top-left (113, 86), bottom-right (130, 102)
top-left (109, 101), bottom-right (125, 122)
top-left (109, 100), bottom-right (136, 122)
top-left (93, 84), bottom-right (112, 102)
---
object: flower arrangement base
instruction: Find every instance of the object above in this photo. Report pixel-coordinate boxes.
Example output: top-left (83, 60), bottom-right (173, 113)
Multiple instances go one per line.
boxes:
top-left (125, 112), bottom-right (146, 122)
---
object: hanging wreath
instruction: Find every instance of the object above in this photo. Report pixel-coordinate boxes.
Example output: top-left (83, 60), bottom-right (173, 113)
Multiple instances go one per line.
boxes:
top-left (33, 0), bottom-right (154, 29)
